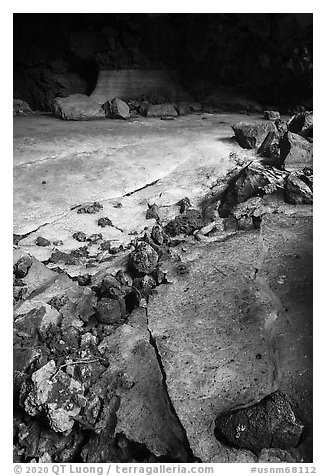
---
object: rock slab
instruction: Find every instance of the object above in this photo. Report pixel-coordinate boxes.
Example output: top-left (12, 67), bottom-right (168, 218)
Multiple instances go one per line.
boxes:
top-left (52, 94), bottom-right (106, 121)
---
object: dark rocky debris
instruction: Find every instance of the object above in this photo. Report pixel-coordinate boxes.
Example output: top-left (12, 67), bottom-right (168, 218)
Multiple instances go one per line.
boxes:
top-left (214, 391), bottom-right (304, 454)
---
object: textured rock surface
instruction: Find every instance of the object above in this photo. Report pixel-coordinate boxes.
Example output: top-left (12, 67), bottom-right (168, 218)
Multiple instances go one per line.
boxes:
top-left (53, 94), bottom-right (106, 121)
top-left (110, 98), bottom-right (130, 120)
top-left (232, 121), bottom-right (276, 149)
top-left (147, 210), bottom-right (312, 462)
top-left (285, 173), bottom-right (313, 204)
top-left (14, 98), bottom-right (33, 115)
top-left (214, 391), bottom-right (304, 452)
top-left (146, 104), bottom-right (178, 118)
top-left (280, 132), bottom-right (313, 171)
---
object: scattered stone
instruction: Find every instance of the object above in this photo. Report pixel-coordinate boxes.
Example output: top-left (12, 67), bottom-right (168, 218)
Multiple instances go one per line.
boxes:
top-left (52, 94), bottom-right (106, 121)
top-left (72, 232), bottom-right (87, 242)
top-left (264, 111), bottom-right (280, 121)
top-left (232, 121), bottom-right (276, 149)
top-left (110, 98), bottom-right (130, 120)
top-left (284, 174), bottom-right (313, 205)
top-left (94, 298), bottom-right (123, 325)
top-left (13, 98), bottom-right (33, 116)
top-left (129, 242), bottom-right (159, 276)
top-left (214, 391), bottom-right (304, 453)
top-left (146, 104), bottom-right (178, 118)
top-left (164, 209), bottom-right (206, 237)
top-left (98, 217), bottom-right (113, 228)
top-left (76, 202), bottom-right (103, 214)
top-left (14, 256), bottom-right (33, 279)
top-left (36, 236), bottom-right (51, 247)
top-left (145, 203), bottom-right (160, 221)
top-left (280, 132), bottom-right (313, 172)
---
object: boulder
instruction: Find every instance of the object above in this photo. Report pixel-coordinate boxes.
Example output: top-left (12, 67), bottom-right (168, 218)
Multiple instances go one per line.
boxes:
top-left (288, 111), bottom-right (313, 136)
top-left (110, 98), bottom-right (130, 119)
top-left (214, 391), bottom-right (304, 453)
top-left (52, 94), bottom-right (106, 121)
top-left (280, 132), bottom-right (313, 171)
top-left (284, 173), bottom-right (313, 205)
top-left (232, 121), bottom-right (276, 149)
top-left (146, 104), bottom-right (178, 118)
top-left (13, 98), bottom-right (33, 116)
top-left (175, 102), bottom-right (190, 116)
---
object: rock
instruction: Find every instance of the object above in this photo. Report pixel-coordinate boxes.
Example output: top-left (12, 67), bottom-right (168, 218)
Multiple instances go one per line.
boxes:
top-left (232, 121), bottom-right (276, 149)
top-left (188, 102), bottom-right (202, 112)
top-left (110, 98), bottom-right (130, 120)
top-left (76, 202), bottom-right (103, 214)
top-left (214, 391), bottom-right (304, 453)
top-left (146, 104), bottom-right (178, 118)
top-left (87, 233), bottom-right (103, 243)
top-left (36, 236), bottom-right (51, 247)
top-left (175, 102), bottom-right (189, 115)
top-left (258, 448), bottom-right (301, 463)
top-left (218, 162), bottom-right (286, 217)
top-left (52, 94), bottom-right (106, 121)
top-left (288, 112), bottom-right (313, 136)
top-left (72, 232), bottom-right (87, 242)
top-left (14, 255), bottom-right (33, 279)
top-left (280, 132), bottom-right (313, 171)
top-left (164, 209), bottom-right (206, 237)
top-left (177, 197), bottom-right (192, 214)
top-left (284, 173), bottom-right (313, 205)
top-left (151, 225), bottom-right (166, 246)
top-left (129, 242), bottom-right (158, 276)
top-left (94, 298), bottom-right (123, 325)
top-left (264, 110), bottom-right (280, 121)
top-left (98, 217), bottom-right (113, 227)
top-left (13, 98), bottom-right (33, 116)
top-left (145, 203), bottom-right (160, 221)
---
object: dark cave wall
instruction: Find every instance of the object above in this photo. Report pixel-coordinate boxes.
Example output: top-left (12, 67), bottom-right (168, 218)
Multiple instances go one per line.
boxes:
top-left (13, 13), bottom-right (313, 111)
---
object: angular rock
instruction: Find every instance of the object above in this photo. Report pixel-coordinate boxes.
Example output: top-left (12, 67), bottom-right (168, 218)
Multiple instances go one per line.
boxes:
top-left (94, 298), bottom-right (123, 325)
top-left (280, 132), bottom-right (313, 171)
top-left (164, 209), bottom-right (206, 237)
top-left (146, 104), bottom-right (178, 118)
top-left (218, 162), bottom-right (286, 217)
top-left (53, 94), bottom-right (106, 121)
top-left (214, 391), bottom-right (304, 453)
top-left (284, 174), bottom-right (313, 205)
top-left (232, 121), bottom-right (276, 149)
top-left (264, 111), bottom-right (281, 121)
top-left (175, 102), bottom-right (190, 116)
top-left (288, 112), bottom-right (313, 136)
top-left (14, 255), bottom-right (33, 279)
top-left (23, 361), bottom-right (85, 434)
top-left (128, 242), bottom-right (158, 276)
top-left (110, 98), bottom-right (130, 120)
top-left (13, 98), bottom-right (33, 116)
